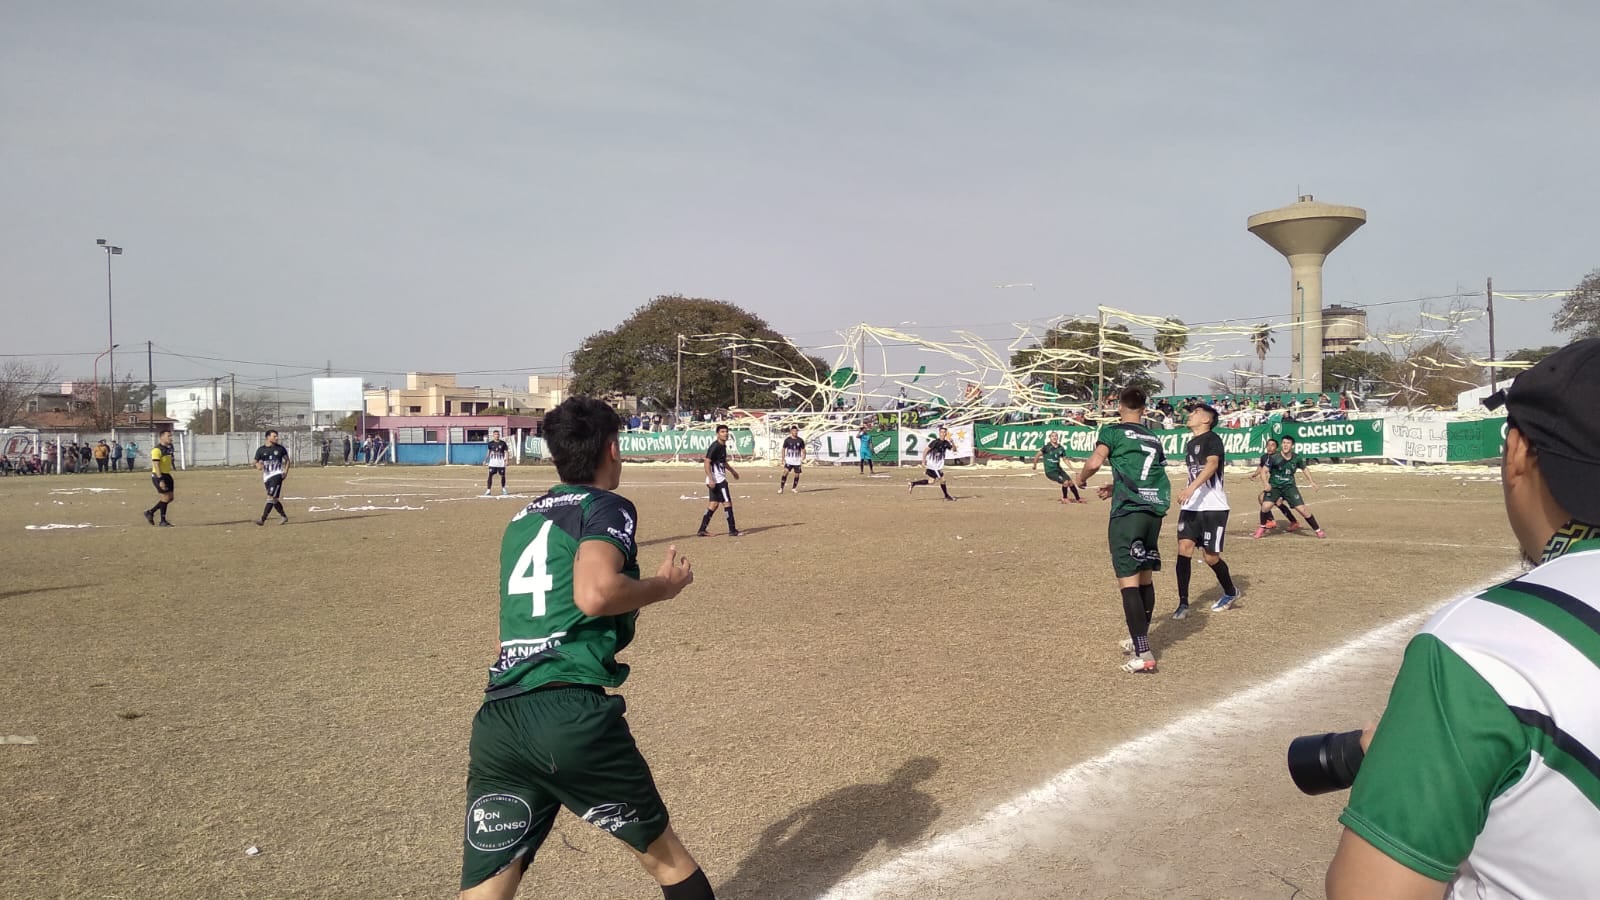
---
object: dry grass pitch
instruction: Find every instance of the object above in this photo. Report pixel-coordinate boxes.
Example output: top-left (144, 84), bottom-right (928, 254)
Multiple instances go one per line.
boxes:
top-left (0, 460), bottom-right (1515, 899)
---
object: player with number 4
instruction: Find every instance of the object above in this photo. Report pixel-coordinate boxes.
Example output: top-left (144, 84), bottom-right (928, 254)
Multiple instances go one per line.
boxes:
top-left (458, 397), bottom-right (717, 900)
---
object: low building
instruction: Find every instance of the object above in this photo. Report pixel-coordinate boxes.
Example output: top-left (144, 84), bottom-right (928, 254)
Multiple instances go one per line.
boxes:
top-left (364, 372), bottom-right (571, 418)
top-left (361, 414), bottom-right (543, 465)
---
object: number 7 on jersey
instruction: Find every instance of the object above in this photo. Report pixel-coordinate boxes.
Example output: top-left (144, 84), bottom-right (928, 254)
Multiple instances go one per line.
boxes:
top-left (508, 520), bottom-right (554, 617)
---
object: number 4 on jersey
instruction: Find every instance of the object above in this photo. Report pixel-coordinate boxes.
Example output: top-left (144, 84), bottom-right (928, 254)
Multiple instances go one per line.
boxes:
top-left (508, 520), bottom-right (554, 617)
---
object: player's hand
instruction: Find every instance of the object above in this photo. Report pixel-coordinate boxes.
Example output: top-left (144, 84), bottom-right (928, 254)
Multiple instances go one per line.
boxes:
top-left (1177, 487), bottom-right (1193, 504)
top-left (1097, 484), bottom-right (1112, 500)
top-left (1359, 719), bottom-right (1377, 753)
top-left (656, 546), bottom-right (694, 598)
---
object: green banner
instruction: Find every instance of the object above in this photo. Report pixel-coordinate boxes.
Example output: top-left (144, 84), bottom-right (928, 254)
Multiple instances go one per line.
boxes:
top-left (975, 418), bottom-right (1386, 462)
top-left (1446, 417), bottom-right (1507, 462)
top-left (1266, 418), bottom-right (1386, 458)
top-left (618, 429), bottom-right (755, 458)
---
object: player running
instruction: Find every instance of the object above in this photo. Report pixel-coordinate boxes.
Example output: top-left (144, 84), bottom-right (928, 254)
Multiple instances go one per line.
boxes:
top-left (1253, 434), bottom-right (1325, 538)
top-left (485, 430), bottom-right (510, 497)
top-left (1032, 431), bottom-right (1083, 504)
top-left (458, 397), bottom-right (714, 900)
top-left (1173, 405), bottom-right (1239, 619)
top-left (696, 424), bottom-right (741, 537)
top-left (908, 425), bottom-right (957, 501)
top-left (1073, 388), bottom-right (1171, 674)
top-left (143, 430), bottom-right (177, 527)
top-left (778, 425), bottom-right (806, 493)
top-left (253, 429), bottom-right (291, 526)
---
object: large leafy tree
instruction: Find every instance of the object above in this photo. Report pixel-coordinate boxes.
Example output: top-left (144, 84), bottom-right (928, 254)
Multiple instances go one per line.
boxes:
top-left (1554, 270), bottom-right (1600, 339)
top-left (1322, 349), bottom-right (1394, 393)
top-left (1389, 339), bottom-right (1485, 408)
top-left (1009, 319), bottom-right (1160, 402)
top-left (570, 296), bottom-right (829, 412)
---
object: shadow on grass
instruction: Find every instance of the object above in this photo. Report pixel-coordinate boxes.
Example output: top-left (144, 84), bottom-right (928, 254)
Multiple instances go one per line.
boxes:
top-left (716, 757), bottom-right (942, 900)
top-left (0, 584), bottom-right (97, 602)
top-left (639, 522), bottom-right (803, 548)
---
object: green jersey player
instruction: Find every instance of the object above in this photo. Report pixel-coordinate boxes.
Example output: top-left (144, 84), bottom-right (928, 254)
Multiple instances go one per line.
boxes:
top-left (1253, 434), bottom-right (1324, 539)
top-left (1074, 387), bottom-right (1171, 673)
top-left (459, 397), bottom-right (713, 900)
top-left (1032, 431), bottom-right (1083, 503)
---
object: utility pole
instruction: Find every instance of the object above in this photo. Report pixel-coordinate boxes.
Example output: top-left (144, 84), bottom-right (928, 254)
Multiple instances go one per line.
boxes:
top-left (230, 373), bottom-right (237, 432)
top-left (97, 240), bottom-right (122, 419)
top-left (731, 341), bottom-right (739, 408)
top-left (1486, 276), bottom-right (1496, 382)
top-left (674, 334), bottom-right (684, 425)
top-left (147, 341), bottom-right (154, 436)
top-left (211, 377), bottom-right (219, 433)
top-left (1095, 307), bottom-right (1107, 409)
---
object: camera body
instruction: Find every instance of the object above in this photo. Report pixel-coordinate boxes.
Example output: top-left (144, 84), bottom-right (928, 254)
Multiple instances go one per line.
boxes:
top-left (1287, 730), bottom-right (1366, 795)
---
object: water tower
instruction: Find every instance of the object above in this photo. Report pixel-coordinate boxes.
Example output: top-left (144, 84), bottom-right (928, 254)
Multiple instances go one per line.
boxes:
top-left (1247, 195), bottom-right (1367, 393)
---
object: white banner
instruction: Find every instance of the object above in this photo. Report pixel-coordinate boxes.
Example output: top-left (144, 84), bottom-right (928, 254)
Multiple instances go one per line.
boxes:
top-left (1383, 412), bottom-right (1450, 463)
top-left (808, 431), bottom-right (890, 463)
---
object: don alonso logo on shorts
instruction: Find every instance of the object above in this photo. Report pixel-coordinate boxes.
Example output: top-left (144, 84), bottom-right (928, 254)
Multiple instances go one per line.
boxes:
top-left (467, 793), bottom-right (532, 852)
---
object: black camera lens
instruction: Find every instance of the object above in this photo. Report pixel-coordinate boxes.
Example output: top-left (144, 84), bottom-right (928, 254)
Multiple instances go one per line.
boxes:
top-left (1287, 730), bottom-right (1366, 795)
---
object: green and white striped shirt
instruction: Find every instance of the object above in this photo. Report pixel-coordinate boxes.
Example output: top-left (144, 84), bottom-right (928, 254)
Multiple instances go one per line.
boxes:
top-left (1341, 526), bottom-right (1600, 897)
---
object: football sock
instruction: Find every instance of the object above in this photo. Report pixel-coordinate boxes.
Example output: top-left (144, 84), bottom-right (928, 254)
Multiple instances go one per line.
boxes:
top-left (698, 510), bottom-right (714, 531)
top-left (1280, 503), bottom-right (1299, 524)
top-left (1306, 514), bottom-right (1321, 531)
top-left (273, 501), bottom-right (286, 517)
top-left (792, 476), bottom-right (799, 489)
top-left (1061, 485), bottom-right (1070, 499)
top-left (910, 479), bottom-right (928, 487)
top-left (867, 460), bottom-right (874, 473)
top-left (940, 483), bottom-right (952, 499)
top-left (486, 474), bottom-right (493, 491)
top-left (261, 502), bottom-right (275, 521)
top-left (779, 475), bottom-right (787, 488)
top-left (1139, 582), bottom-right (1156, 626)
top-left (1259, 510), bottom-right (1273, 526)
top-left (725, 508), bottom-right (737, 532)
top-left (1175, 555), bottom-right (1192, 603)
top-left (1120, 587), bottom-right (1148, 654)
top-left (661, 867), bottom-right (715, 900)
top-left (1068, 482), bottom-right (1081, 500)
top-left (1210, 559), bottom-right (1236, 595)
top-left (156, 501), bottom-right (169, 520)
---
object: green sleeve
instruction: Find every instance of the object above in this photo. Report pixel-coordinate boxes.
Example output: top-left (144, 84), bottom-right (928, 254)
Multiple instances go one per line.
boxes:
top-left (1095, 426), bottom-right (1118, 453)
top-left (1339, 633), bottom-right (1527, 881)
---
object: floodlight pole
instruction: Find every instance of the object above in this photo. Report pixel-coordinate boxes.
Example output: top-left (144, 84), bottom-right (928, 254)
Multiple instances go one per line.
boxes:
top-left (1095, 307), bottom-right (1106, 409)
top-left (1486, 276), bottom-right (1496, 375)
top-left (97, 239), bottom-right (123, 420)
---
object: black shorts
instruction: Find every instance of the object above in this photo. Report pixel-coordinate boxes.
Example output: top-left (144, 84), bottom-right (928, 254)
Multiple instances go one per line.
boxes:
top-left (708, 483), bottom-right (731, 504)
top-left (264, 474), bottom-right (285, 498)
top-left (925, 467), bottom-right (943, 481)
top-left (152, 473), bottom-right (174, 494)
top-left (1176, 509), bottom-right (1230, 554)
top-left (784, 464), bottom-right (802, 473)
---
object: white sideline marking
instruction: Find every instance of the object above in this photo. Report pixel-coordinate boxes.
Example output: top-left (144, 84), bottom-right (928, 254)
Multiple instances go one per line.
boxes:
top-left (813, 569), bottom-right (1520, 900)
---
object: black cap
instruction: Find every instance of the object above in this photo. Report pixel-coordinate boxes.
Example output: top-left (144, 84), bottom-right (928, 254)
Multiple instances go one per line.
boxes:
top-left (1484, 338), bottom-right (1600, 523)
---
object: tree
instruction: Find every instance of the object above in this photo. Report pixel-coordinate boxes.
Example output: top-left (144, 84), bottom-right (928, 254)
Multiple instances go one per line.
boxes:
top-left (185, 393), bottom-right (278, 434)
top-left (1250, 324), bottom-right (1275, 391)
top-left (1506, 345), bottom-right (1562, 367)
top-left (1009, 319), bottom-right (1161, 402)
top-left (1554, 270), bottom-right (1600, 339)
top-left (570, 296), bottom-right (829, 413)
top-left (1154, 318), bottom-right (1188, 396)
top-left (1322, 349), bottom-right (1394, 393)
top-left (1389, 340), bottom-right (1485, 408)
top-left (0, 360), bottom-right (60, 427)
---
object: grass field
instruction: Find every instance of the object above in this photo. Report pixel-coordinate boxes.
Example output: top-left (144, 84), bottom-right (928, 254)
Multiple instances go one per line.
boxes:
top-left (0, 460), bottom-right (1515, 899)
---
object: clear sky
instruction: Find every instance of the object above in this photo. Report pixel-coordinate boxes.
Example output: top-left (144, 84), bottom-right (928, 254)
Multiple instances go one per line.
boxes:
top-left (3, 1), bottom-right (1593, 398)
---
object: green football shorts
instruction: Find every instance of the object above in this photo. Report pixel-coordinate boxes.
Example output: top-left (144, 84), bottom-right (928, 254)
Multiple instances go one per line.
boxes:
top-left (460, 685), bottom-right (670, 890)
top-left (1108, 511), bottom-right (1164, 578)
top-left (1265, 485), bottom-right (1305, 508)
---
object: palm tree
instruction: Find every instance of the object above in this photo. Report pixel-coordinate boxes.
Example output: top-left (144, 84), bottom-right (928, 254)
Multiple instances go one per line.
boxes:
top-left (1154, 318), bottom-right (1188, 396)
top-left (1250, 324), bottom-right (1275, 393)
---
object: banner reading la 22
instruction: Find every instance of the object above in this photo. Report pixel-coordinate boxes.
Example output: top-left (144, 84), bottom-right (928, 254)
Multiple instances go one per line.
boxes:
top-left (808, 423), bottom-right (975, 463)
top-left (974, 418), bottom-right (1385, 461)
top-left (618, 430), bottom-right (756, 458)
